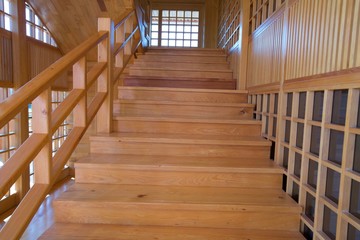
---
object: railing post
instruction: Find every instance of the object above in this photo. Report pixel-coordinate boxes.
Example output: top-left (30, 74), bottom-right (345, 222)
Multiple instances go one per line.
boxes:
top-left (32, 88), bottom-right (52, 184)
top-left (124, 14), bottom-right (134, 56)
top-left (73, 57), bottom-right (87, 127)
top-left (97, 18), bottom-right (114, 133)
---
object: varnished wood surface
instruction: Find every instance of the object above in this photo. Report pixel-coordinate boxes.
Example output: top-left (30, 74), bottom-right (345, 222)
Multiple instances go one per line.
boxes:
top-left (27, 0), bottom-right (132, 59)
top-left (40, 223), bottom-right (305, 240)
top-left (119, 86), bottom-right (247, 102)
top-left (113, 115), bottom-right (261, 136)
top-left (75, 154), bottom-right (282, 188)
top-left (123, 76), bottom-right (236, 89)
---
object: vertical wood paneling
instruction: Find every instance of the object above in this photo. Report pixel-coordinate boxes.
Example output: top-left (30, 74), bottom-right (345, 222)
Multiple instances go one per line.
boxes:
top-left (285, 0), bottom-right (360, 80)
top-left (247, 13), bottom-right (284, 87)
top-left (27, 38), bottom-right (67, 89)
top-left (0, 29), bottom-right (12, 85)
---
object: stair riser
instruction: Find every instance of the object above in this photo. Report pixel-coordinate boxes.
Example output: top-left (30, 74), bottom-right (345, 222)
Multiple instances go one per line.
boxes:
top-left (129, 69), bottom-right (233, 79)
top-left (54, 203), bottom-right (299, 231)
top-left (146, 50), bottom-right (225, 55)
top-left (118, 89), bottom-right (247, 103)
top-left (114, 103), bottom-right (253, 119)
top-left (123, 78), bottom-right (236, 89)
top-left (113, 120), bottom-right (261, 136)
top-left (137, 55), bottom-right (227, 63)
top-left (76, 169), bottom-right (282, 188)
top-left (90, 142), bottom-right (270, 158)
top-left (132, 62), bottom-right (230, 71)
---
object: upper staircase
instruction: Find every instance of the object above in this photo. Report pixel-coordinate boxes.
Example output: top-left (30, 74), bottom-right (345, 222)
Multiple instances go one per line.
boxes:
top-left (40, 48), bottom-right (304, 239)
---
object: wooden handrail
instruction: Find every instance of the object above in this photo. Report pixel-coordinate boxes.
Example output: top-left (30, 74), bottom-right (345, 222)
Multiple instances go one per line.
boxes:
top-left (0, 9), bottom-right (142, 239)
top-left (0, 31), bottom-right (108, 130)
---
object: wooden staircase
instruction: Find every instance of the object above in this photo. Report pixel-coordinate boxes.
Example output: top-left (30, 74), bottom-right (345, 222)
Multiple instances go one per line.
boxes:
top-left (40, 48), bottom-right (304, 239)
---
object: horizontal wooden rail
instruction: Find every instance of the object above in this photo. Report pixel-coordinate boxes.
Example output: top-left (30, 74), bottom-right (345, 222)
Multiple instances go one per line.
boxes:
top-left (0, 9), bottom-right (142, 239)
top-left (0, 31), bottom-right (108, 130)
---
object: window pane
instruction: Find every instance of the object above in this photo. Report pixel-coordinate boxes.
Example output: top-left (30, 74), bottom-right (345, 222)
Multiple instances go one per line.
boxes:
top-left (152, 10), bottom-right (159, 17)
top-left (323, 206), bottom-right (337, 240)
top-left (328, 130), bottom-right (344, 165)
top-left (298, 92), bottom-right (306, 119)
top-left (308, 160), bottom-right (318, 189)
top-left (286, 93), bottom-right (293, 116)
top-left (272, 117), bottom-right (277, 137)
top-left (151, 39), bottom-right (158, 46)
top-left (152, 25), bottom-right (158, 31)
top-left (192, 11), bottom-right (199, 18)
top-left (302, 223), bottom-right (313, 240)
top-left (162, 10), bottom-right (169, 17)
top-left (350, 180), bottom-right (360, 220)
top-left (296, 123), bottom-right (304, 149)
top-left (310, 126), bottom-right (321, 156)
top-left (191, 33), bottom-right (198, 40)
top-left (283, 147), bottom-right (289, 169)
top-left (354, 135), bottom-right (360, 173)
top-left (305, 193), bottom-right (316, 222)
top-left (325, 168), bottom-right (340, 204)
top-left (294, 153), bottom-right (301, 178)
top-left (292, 182), bottom-right (299, 203)
top-left (348, 224), bottom-right (360, 240)
top-left (284, 120), bottom-right (291, 143)
top-left (162, 25), bottom-right (168, 31)
top-left (151, 32), bottom-right (158, 38)
top-left (176, 40), bottom-right (183, 47)
top-left (184, 33), bottom-right (191, 39)
top-left (357, 95), bottom-right (360, 127)
top-left (274, 94), bottom-right (279, 114)
top-left (169, 40), bottom-right (175, 47)
top-left (191, 41), bottom-right (198, 47)
top-left (161, 40), bottom-right (168, 46)
top-left (313, 91), bottom-right (324, 121)
top-left (331, 90), bottom-right (348, 125)
top-left (177, 11), bottom-right (184, 17)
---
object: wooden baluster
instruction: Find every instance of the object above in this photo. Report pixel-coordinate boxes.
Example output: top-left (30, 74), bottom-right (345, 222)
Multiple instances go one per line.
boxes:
top-left (116, 23), bottom-right (125, 69)
top-left (32, 88), bottom-right (52, 184)
top-left (124, 14), bottom-right (134, 56)
top-left (73, 57), bottom-right (87, 127)
top-left (97, 18), bottom-right (114, 133)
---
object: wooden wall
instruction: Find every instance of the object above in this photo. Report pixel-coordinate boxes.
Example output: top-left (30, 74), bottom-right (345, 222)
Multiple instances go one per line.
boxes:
top-left (27, 0), bottom-right (133, 60)
top-left (0, 28), bottom-right (12, 86)
top-left (0, 29), bottom-right (66, 89)
top-left (247, 0), bottom-right (360, 87)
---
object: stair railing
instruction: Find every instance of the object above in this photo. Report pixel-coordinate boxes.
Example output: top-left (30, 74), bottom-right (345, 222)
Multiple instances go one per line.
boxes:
top-left (0, 9), bottom-right (141, 240)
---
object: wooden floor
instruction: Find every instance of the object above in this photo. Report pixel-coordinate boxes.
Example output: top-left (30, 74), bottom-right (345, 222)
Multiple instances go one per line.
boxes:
top-left (19, 179), bottom-right (74, 240)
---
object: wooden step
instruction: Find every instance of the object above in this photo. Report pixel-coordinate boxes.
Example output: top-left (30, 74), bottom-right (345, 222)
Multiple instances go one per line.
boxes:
top-left (147, 47), bottom-right (226, 55)
top-left (129, 67), bottom-right (233, 79)
top-left (118, 86), bottom-right (248, 103)
top-left (90, 133), bottom-right (271, 158)
top-left (53, 184), bottom-right (301, 231)
top-left (113, 115), bottom-right (261, 136)
top-left (132, 61), bottom-right (230, 70)
top-left (123, 76), bottom-right (236, 89)
top-left (137, 54), bottom-right (227, 63)
top-left (114, 100), bottom-right (254, 119)
top-left (40, 223), bottom-right (306, 240)
top-left (75, 154), bottom-right (282, 188)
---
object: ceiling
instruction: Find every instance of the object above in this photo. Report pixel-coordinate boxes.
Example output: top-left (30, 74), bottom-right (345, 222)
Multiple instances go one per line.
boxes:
top-left (28, 0), bottom-right (133, 57)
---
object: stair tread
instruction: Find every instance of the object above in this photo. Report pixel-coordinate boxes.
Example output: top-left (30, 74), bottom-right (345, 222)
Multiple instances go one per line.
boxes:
top-left (124, 75), bottom-right (236, 82)
top-left (114, 115), bottom-right (261, 125)
top-left (55, 184), bottom-right (301, 212)
top-left (130, 66), bottom-right (233, 73)
top-left (90, 132), bottom-right (271, 146)
top-left (40, 223), bottom-right (305, 240)
top-left (144, 52), bottom-right (227, 57)
top-left (75, 154), bottom-right (281, 173)
top-left (118, 86), bottom-right (248, 94)
top-left (116, 99), bottom-right (254, 107)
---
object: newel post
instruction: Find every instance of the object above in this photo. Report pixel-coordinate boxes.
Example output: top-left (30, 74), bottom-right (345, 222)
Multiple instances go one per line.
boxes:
top-left (97, 18), bottom-right (115, 133)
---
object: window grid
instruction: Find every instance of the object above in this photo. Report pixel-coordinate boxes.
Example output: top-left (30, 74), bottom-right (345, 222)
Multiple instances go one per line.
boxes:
top-left (0, 0), bottom-right (11, 31)
top-left (150, 9), bottom-right (200, 48)
top-left (0, 87), bottom-right (15, 198)
top-left (249, 88), bottom-right (360, 239)
top-left (249, 0), bottom-right (286, 35)
top-left (25, 3), bottom-right (57, 47)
